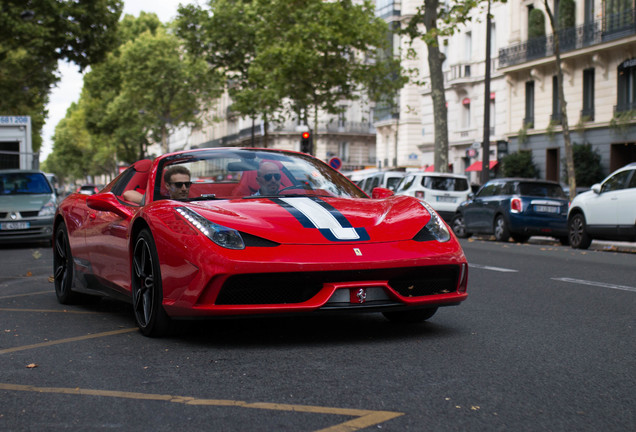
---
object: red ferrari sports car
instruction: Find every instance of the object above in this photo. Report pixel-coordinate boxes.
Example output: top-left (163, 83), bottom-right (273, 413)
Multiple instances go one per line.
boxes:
top-left (53, 148), bottom-right (468, 336)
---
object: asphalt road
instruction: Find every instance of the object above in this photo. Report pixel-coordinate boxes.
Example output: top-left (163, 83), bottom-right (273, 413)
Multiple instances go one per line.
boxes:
top-left (0, 238), bottom-right (634, 431)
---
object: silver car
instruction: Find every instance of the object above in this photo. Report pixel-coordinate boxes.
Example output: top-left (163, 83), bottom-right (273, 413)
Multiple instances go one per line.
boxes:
top-left (0, 169), bottom-right (57, 244)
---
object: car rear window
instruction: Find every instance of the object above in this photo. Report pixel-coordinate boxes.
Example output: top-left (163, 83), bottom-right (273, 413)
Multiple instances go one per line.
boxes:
top-left (0, 172), bottom-right (52, 195)
top-left (518, 182), bottom-right (566, 198)
top-left (422, 176), bottom-right (469, 192)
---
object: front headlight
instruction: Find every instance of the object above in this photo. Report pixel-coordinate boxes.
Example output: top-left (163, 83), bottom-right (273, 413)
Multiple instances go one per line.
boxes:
top-left (38, 196), bottom-right (57, 216)
top-left (176, 207), bottom-right (245, 249)
top-left (416, 200), bottom-right (451, 242)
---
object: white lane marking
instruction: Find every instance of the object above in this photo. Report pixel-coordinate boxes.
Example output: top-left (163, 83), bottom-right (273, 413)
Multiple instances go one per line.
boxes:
top-left (552, 278), bottom-right (636, 293)
top-left (468, 263), bottom-right (518, 273)
top-left (280, 197), bottom-right (359, 240)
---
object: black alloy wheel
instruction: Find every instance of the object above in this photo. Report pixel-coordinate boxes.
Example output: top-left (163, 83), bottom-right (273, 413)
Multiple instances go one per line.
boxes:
top-left (132, 228), bottom-right (171, 337)
top-left (53, 223), bottom-right (77, 304)
top-left (494, 215), bottom-right (510, 242)
top-left (451, 214), bottom-right (471, 238)
top-left (569, 213), bottom-right (592, 249)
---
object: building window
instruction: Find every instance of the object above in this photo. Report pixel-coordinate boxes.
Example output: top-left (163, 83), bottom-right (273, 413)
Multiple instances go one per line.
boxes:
top-left (464, 31), bottom-right (472, 63)
top-left (617, 59), bottom-right (636, 112)
top-left (462, 100), bottom-right (471, 129)
top-left (525, 81), bottom-right (535, 127)
top-left (339, 142), bottom-right (350, 162)
top-left (582, 68), bottom-right (595, 120)
top-left (338, 107), bottom-right (346, 128)
top-left (551, 75), bottom-right (562, 123)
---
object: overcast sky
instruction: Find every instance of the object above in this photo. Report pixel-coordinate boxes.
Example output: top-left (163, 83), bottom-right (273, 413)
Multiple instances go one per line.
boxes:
top-left (41, 1), bottom-right (196, 160)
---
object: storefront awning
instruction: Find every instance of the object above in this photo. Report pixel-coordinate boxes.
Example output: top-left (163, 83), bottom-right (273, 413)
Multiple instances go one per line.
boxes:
top-left (424, 165), bottom-right (435, 172)
top-left (465, 160), bottom-right (498, 172)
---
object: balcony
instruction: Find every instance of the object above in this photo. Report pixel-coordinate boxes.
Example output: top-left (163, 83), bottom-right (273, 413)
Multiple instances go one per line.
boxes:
top-left (499, 9), bottom-right (636, 68)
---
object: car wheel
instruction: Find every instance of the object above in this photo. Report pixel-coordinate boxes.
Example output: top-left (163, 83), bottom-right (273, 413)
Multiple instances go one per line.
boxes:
top-left (451, 214), bottom-right (471, 238)
top-left (569, 213), bottom-right (591, 249)
top-left (511, 234), bottom-right (530, 243)
top-left (53, 223), bottom-right (78, 304)
top-left (382, 307), bottom-right (438, 323)
top-left (494, 215), bottom-right (510, 242)
top-left (132, 228), bottom-right (171, 337)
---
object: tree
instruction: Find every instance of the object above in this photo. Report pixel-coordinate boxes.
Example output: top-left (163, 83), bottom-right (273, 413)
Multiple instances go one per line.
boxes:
top-left (176, 0), bottom-right (406, 155)
top-left (0, 0), bottom-right (123, 153)
top-left (543, 0), bottom-right (576, 200)
top-left (402, 0), bottom-right (494, 173)
top-left (562, 143), bottom-right (604, 187)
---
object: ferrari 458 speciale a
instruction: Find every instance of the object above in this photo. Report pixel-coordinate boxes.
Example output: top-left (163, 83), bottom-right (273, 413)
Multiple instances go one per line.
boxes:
top-left (54, 148), bottom-right (468, 336)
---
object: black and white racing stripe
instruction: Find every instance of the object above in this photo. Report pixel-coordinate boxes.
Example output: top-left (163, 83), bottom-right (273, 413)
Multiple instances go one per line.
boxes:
top-left (274, 197), bottom-right (370, 242)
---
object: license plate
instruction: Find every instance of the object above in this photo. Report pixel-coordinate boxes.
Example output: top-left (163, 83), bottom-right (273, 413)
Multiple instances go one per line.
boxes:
top-left (1, 221), bottom-right (30, 230)
top-left (535, 205), bottom-right (559, 213)
top-left (436, 196), bottom-right (456, 203)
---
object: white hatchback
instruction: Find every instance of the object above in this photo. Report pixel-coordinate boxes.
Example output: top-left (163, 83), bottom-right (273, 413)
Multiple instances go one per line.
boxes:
top-left (567, 162), bottom-right (636, 249)
top-left (394, 172), bottom-right (471, 221)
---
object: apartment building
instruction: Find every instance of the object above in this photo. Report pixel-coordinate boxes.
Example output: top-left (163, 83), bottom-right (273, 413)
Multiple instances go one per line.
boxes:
top-left (500, 0), bottom-right (636, 180)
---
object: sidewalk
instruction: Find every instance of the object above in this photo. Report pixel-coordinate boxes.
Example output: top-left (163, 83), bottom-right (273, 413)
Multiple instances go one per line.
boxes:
top-left (528, 237), bottom-right (636, 254)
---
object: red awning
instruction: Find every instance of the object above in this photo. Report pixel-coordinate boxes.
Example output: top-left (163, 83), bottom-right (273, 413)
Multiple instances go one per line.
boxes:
top-left (465, 160), bottom-right (498, 172)
top-left (424, 165), bottom-right (435, 172)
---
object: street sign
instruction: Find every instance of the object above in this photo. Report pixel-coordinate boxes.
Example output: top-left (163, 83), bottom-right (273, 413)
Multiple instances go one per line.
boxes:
top-left (328, 157), bottom-right (342, 170)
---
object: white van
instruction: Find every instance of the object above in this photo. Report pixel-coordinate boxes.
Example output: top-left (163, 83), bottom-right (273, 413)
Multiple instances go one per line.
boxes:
top-left (350, 170), bottom-right (406, 195)
top-left (394, 172), bottom-right (471, 221)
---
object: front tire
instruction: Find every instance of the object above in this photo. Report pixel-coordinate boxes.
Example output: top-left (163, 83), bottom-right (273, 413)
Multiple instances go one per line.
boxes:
top-left (53, 223), bottom-right (78, 304)
top-left (132, 228), bottom-right (171, 337)
top-left (494, 215), bottom-right (510, 242)
top-left (451, 214), bottom-right (471, 238)
top-left (383, 307), bottom-right (438, 323)
top-left (569, 213), bottom-right (591, 249)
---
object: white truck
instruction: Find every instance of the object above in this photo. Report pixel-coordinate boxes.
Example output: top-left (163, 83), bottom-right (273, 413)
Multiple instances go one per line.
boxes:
top-left (0, 116), bottom-right (35, 169)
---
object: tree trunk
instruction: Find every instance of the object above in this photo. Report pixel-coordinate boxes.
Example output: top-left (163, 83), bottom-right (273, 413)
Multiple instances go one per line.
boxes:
top-left (424, 0), bottom-right (449, 173)
top-left (544, 0), bottom-right (577, 200)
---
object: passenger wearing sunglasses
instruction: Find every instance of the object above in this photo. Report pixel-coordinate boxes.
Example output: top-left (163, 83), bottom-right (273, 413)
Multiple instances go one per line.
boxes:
top-left (254, 161), bottom-right (282, 196)
top-left (123, 165), bottom-right (191, 204)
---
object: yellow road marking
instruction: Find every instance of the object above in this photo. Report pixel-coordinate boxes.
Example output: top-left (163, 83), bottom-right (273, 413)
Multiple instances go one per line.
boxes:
top-left (0, 383), bottom-right (403, 431)
top-left (0, 290), bottom-right (51, 299)
top-left (0, 328), bottom-right (137, 354)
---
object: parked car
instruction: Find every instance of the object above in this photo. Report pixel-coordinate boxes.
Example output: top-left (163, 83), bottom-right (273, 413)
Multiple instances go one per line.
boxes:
top-left (451, 178), bottom-right (570, 244)
top-left (77, 184), bottom-right (102, 195)
top-left (568, 162), bottom-right (636, 249)
top-left (0, 169), bottom-right (57, 244)
top-left (54, 148), bottom-right (468, 337)
top-left (394, 172), bottom-right (471, 222)
top-left (350, 170), bottom-right (406, 194)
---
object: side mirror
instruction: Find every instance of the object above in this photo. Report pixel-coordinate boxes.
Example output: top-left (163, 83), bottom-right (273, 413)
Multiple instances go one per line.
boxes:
top-left (372, 187), bottom-right (394, 199)
top-left (87, 193), bottom-right (133, 218)
top-left (591, 183), bottom-right (601, 194)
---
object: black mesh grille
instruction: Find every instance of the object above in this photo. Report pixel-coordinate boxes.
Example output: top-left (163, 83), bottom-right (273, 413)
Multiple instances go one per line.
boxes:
top-left (215, 265), bottom-right (459, 305)
top-left (21, 211), bottom-right (39, 217)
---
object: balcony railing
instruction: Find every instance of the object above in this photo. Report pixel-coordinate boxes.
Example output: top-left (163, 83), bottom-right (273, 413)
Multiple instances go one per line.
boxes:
top-left (499, 9), bottom-right (636, 68)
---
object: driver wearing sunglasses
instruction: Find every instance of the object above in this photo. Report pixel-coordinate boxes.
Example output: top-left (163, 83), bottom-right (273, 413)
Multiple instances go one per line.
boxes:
top-left (254, 161), bottom-right (282, 196)
top-left (165, 165), bottom-right (192, 200)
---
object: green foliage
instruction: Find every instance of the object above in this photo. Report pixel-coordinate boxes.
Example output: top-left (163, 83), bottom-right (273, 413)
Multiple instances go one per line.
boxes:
top-left (0, 0), bottom-right (123, 153)
top-left (500, 151), bottom-right (539, 178)
top-left (176, 0), bottom-right (406, 149)
top-left (528, 8), bottom-right (546, 38)
top-left (562, 143), bottom-right (604, 187)
top-left (558, 0), bottom-right (576, 29)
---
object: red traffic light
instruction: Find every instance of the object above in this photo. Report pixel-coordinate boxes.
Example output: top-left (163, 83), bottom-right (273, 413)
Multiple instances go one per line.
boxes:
top-left (302, 132), bottom-right (310, 139)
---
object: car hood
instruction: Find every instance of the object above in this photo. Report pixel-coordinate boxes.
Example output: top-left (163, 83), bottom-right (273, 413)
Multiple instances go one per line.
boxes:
top-left (0, 194), bottom-right (52, 212)
top-left (181, 195), bottom-right (432, 244)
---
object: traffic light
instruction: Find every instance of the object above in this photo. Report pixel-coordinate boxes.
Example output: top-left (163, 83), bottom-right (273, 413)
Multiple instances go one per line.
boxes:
top-left (300, 131), bottom-right (312, 154)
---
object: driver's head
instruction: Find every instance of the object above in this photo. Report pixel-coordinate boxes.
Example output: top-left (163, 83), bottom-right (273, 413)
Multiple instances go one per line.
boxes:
top-left (164, 165), bottom-right (191, 200)
top-left (256, 161), bottom-right (281, 195)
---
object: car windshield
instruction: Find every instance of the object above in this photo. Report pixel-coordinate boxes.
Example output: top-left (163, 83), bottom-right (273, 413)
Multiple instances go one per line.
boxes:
top-left (154, 149), bottom-right (368, 201)
top-left (518, 182), bottom-right (566, 198)
top-left (0, 172), bottom-right (52, 195)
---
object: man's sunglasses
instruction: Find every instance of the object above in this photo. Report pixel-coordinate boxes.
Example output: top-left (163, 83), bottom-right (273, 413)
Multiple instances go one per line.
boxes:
top-left (263, 173), bottom-right (281, 181)
top-left (170, 181), bottom-right (192, 188)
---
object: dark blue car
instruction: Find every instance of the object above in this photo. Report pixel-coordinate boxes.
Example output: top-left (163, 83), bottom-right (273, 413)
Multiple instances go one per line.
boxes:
top-left (451, 178), bottom-right (570, 244)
